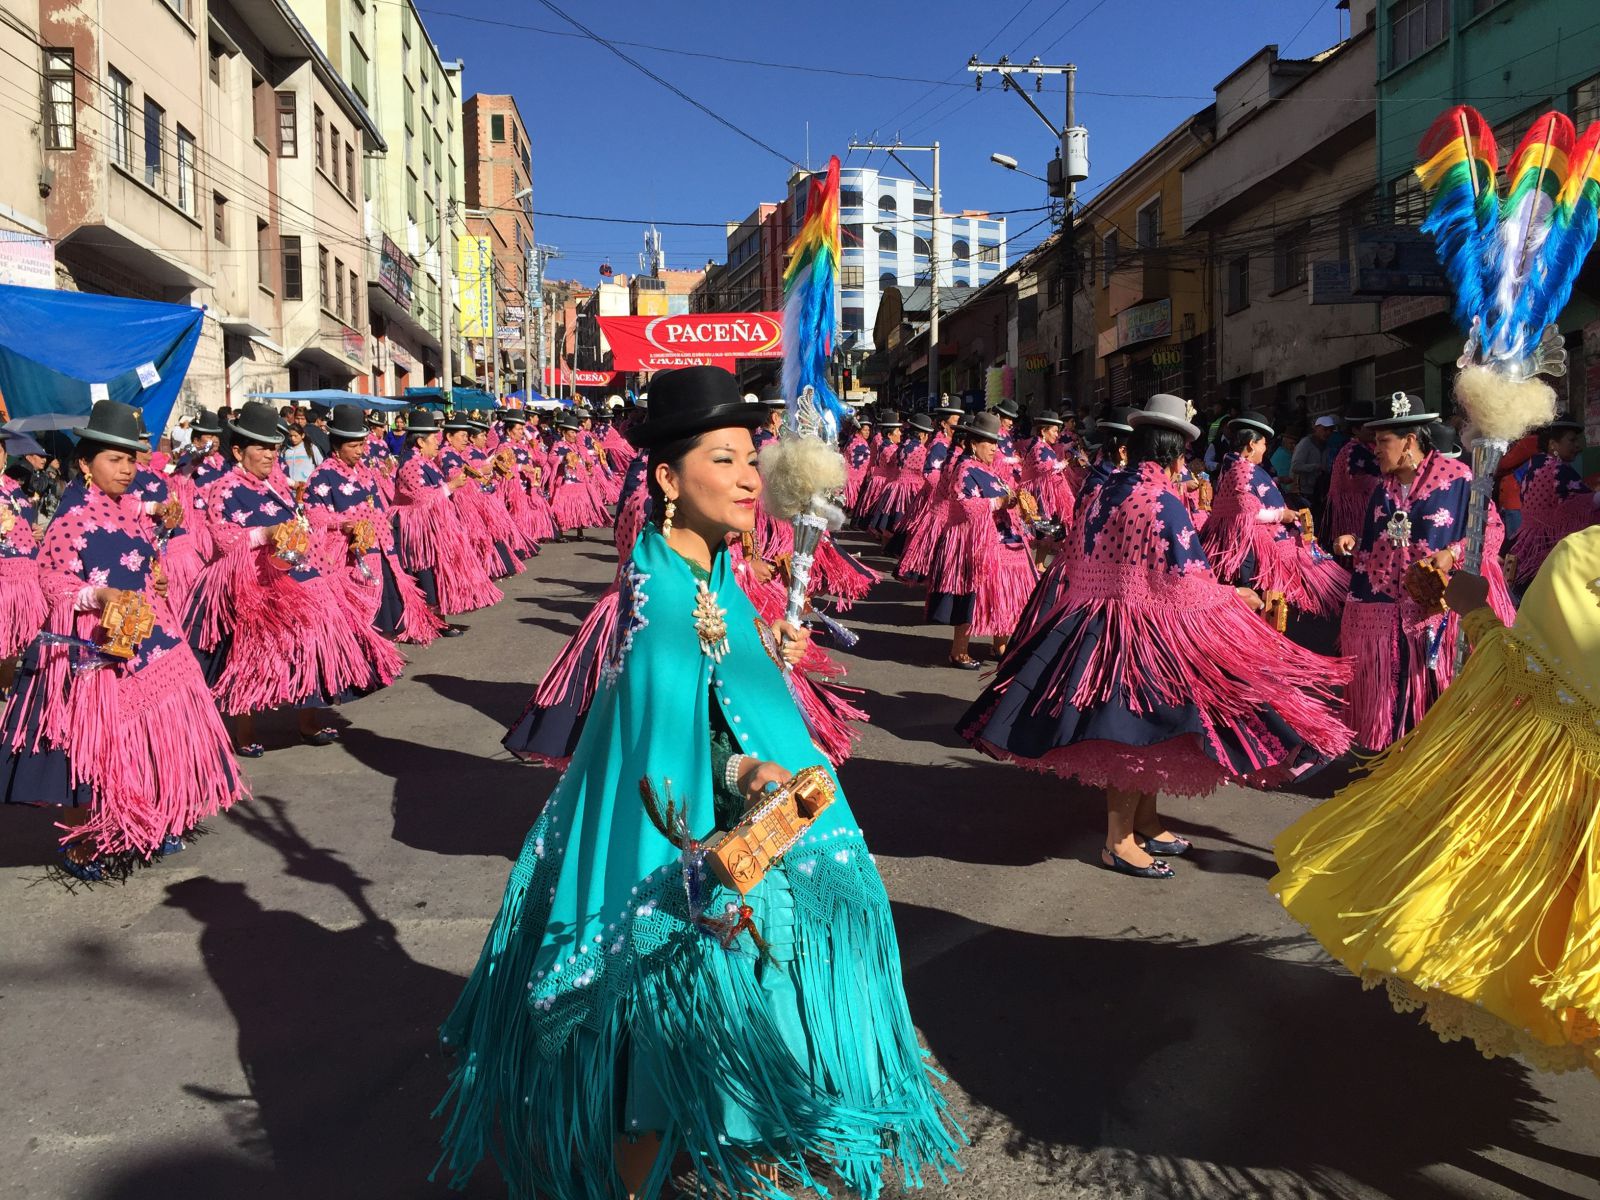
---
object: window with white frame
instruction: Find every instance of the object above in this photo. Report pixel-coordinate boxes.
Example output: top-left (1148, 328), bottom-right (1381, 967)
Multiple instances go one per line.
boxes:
top-left (43, 50), bottom-right (74, 149)
top-left (1389, 0), bottom-right (1445, 70)
top-left (176, 126), bottom-right (196, 214)
top-left (107, 68), bottom-right (132, 170)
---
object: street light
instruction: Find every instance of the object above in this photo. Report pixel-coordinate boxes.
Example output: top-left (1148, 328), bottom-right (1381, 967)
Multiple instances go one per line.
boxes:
top-left (990, 152), bottom-right (1047, 184)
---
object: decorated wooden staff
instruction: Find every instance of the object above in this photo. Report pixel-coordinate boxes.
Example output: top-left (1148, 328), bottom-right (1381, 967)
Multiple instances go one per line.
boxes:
top-left (1416, 106), bottom-right (1599, 606)
top-left (758, 155), bottom-right (853, 649)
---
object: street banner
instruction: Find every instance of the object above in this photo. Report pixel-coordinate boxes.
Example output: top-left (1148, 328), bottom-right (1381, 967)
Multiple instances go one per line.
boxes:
top-left (544, 368), bottom-right (619, 389)
top-left (458, 236), bottom-right (495, 339)
top-left (597, 312), bottom-right (782, 372)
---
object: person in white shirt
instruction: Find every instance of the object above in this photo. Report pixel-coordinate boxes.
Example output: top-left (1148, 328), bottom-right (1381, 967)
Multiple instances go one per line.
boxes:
top-left (1290, 415), bottom-right (1336, 503)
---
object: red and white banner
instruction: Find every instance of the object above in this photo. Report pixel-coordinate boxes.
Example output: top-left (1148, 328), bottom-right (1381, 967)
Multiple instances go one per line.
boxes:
top-left (597, 312), bottom-right (783, 372)
top-left (543, 367), bottom-right (618, 389)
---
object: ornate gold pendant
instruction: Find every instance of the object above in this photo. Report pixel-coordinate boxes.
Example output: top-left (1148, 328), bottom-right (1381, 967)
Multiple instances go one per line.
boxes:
top-left (693, 580), bottom-right (729, 661)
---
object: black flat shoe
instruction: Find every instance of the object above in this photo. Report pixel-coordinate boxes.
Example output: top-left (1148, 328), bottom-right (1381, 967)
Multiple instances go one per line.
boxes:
top-left (300, 728), bottom-right (340, 747)
top-left (1137, 833), bottom-right (1192, 857)
top-left (1099, 848), bottom-right (1175, 879)
top-left (236, 743), bottom-right (265, 759)
top-left (439, 624), bottom-right (465, 638)
top-left (948, 655), bottom-right (982, 670)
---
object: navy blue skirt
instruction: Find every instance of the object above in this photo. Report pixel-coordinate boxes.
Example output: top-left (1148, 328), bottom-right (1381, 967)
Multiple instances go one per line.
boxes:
top-left (959, 603), bottom-right (1322, 781)
top-left (374, 555), bottom-right (406, 638)
top-left (0, 640), bottom-right (93, 808)
top-left (925, 590), bottom-right (976, 626)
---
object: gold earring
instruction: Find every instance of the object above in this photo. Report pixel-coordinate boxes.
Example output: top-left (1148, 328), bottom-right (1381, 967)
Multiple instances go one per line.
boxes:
top-left (663, 499), bottom-right (676, 536)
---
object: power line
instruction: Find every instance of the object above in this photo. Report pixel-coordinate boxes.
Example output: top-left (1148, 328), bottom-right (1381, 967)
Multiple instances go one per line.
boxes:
top-left (528, 0), bottom-right (797, 165)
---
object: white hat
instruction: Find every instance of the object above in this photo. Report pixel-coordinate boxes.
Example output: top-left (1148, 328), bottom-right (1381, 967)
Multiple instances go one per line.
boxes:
top-left (1313, 415), bottom-right (1339, 429)
top-left (1129, 393), bottom-right (1200, 441)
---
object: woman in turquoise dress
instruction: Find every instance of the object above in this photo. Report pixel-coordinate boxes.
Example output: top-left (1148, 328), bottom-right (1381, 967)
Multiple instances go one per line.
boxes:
top-left (435, 366), bottom-right (959, 1200)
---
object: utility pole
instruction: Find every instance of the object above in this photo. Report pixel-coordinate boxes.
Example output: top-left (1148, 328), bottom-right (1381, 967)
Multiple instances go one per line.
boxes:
top-left (438, 189), bottom-right (454, 401)
top-left (489, 254), bottom-right (501, 400)
top-left (968, 57), bottom-right (1088, 409)
top-left (848, 140), bottom-right (941, 406)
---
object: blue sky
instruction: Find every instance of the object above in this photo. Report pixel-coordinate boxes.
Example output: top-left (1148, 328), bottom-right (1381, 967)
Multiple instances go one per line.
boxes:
top-left (414, 0), bottom-right (1355, 285)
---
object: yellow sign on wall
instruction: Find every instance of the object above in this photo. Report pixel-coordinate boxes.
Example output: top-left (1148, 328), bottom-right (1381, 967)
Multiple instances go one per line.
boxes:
top-left (458, 237), bottom-right (495, 339)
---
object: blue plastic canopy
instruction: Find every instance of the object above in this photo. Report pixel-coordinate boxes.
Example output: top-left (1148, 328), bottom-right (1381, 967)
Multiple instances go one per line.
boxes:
top-left (0, 283), bottom-right (204, 437)
top-left (248, 388), bottom-right (411, 412)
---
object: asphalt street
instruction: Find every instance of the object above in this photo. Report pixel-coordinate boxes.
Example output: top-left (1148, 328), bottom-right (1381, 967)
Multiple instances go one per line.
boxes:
top-left (1, 531), bottom-right (1596, 1200)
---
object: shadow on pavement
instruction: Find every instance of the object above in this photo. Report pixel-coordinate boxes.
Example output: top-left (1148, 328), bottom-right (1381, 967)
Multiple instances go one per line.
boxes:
top-left (95, 796), bottom-right (478, 1200)
top-left (839, 754), bottom-right (1100, 867)
top-left (414, 672), bottom-right (535, 729)
top-left (337, 725), bottom-right (549, 861)
top-left (894, 901), bottom-right (1597, 1199)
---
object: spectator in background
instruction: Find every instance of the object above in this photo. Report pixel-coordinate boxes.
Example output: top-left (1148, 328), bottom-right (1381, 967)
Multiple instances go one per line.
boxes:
top-left (280, 423), bottom-right (321, 485)
top-left (168, 415), bottom-right (193, 454)
top-left (1269, 428), bottom-right (1300, 490)
top-left (1493, 430), bottom-right (1538, 540)
top-left (1291, 415), bottom-right (1338, 506)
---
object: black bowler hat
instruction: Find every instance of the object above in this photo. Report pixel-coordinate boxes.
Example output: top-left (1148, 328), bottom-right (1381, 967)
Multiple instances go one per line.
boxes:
top-left (502, 409), bottom-right (529, 426)
top-left (228, 400), bottom-right (286, 447)
top-left (364, 410), bottom-right (386, 427)
top-left (993, 398), bottom-right (1020, 420)
top-left (625, 366), bottom-right (763, 449)
top-left (406, 407), bottom-right (441, 433)
top-left (328, 404), bottom-right (368, 441)
top-left (1430, 421), bottom-right (1462, 458)
top-left (1544, 412), bottom-right (1585, 434)
top-left (758, 383), bottom-right (787, 409)
top-left (554, 411), bottom-right (581, 431)
top-left (442, 413), bottom-right (476, 432)
top-left (1098, 407), bottom-right (1137, 435)
top-left (1365, 391), bottom-right (1439, 431)
top-left (961, 412), bottom-right (1003, 443)
top-left (72, 400), bottom-right (149, 453)
top-left (191, 408), bottom-right (222, 435)
top-left (308, 402), bottom-right (332, 421)
top-left (906, 412), bottom-right (936, 434)
top-left (1034, 410), bottom-right (1065, 428)
top-left (1227, 410), bottom-right (1276, 440)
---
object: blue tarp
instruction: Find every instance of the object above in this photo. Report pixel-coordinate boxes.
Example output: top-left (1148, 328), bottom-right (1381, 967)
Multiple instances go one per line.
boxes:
top-left (505, 389), bottom-right (571, 406)
top-left (248, 388), bottom-right (411, 412)
top-left (403, 385), bottom-right (499, 410)
top-left (0, 283), bottom-right (204, 437)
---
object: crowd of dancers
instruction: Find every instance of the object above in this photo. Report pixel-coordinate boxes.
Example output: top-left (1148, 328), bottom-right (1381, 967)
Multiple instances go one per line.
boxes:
top-left (0, 393), bottom-right (644, 880)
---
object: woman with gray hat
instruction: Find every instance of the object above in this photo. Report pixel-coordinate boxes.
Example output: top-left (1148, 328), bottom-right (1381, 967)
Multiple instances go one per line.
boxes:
top-left (0, 401), bottom-right (244, 878)
top-left (393, 407), bottom-right (501, 620)
top-left (1200, 410), bottom-right (1349, 622)
top-left (0, 431), bottom-right (49, 669)
top-left (1018, 410), bottom-right (1077, 528)
top-left (851, 413), bottom-right (902, 529)
top-left (862, 413), bottom-right (935, 541)
top-left (440, 414), bottom-right (524, 580)
top-left (840, 415), bottom-right (873, 509)
top-left (1510, 412), bottom-right (1599, 586)
top-left (961, 394), bottom-right (1350, 880)
top-left (1333, 392), bottom-right (1475, 751)
top-left (547, 410), bottom-right (611, 538)
top-left (926, 412), bottom-right (1038, 668)
top-left (304, 404), bottom-right (445, 646)
top-left (190, 401), bottom-right (405, 755)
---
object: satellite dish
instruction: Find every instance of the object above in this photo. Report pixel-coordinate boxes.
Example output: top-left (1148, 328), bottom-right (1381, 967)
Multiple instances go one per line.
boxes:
top-left (873, 286), bottom-right (904, 351)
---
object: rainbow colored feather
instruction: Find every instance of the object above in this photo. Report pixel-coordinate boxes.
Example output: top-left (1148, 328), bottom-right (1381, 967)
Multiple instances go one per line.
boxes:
top-left (781, 155), bottom-right (848, 440)
top-left (1416, 107), bottom-right (1499, 331)
top-left (1416, 106), bottom-right (1600, 373)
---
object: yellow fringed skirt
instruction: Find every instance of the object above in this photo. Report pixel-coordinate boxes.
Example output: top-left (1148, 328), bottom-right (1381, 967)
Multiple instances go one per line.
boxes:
top-left (1271, 615), bottom-right (1600, 1076)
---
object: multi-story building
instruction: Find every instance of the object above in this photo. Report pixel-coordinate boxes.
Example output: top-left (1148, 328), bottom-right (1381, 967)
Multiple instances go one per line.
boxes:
top-left (720, 203), bottom-right (774, 313)
top-left (1081, 108), bottom-right (1216, 410)
top-left (463, 94), bottom-right (533, 389)
top-left (831, 165), bottom-right (1006, 355)
top-left (1374, 0), bottom-right (1600, 446)
top-left (29, 0), bottom-right (384, 413)
top-left (0, 1), bottom-right (48, 246)
top-left (287, 0), bottom-right (462, 395)
top-left (1182, 7), bottom-right (1388, 424)
top-left (630, 267), bottom-right (702, 318)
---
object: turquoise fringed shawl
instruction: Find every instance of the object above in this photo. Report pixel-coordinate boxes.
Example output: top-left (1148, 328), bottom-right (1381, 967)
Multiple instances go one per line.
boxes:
top-left (435, 524), bottom-right (961, 1199)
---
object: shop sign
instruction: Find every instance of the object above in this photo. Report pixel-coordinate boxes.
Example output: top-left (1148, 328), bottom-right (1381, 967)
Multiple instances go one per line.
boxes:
top-left (1352, 227), bottom-right (1448, 297)
top-left (597, 312), bottom-right (782, 371)
top-left (343, 329), bottom-right (365, 361)
top-left (1023, 353), bottom-right (1050, 372)
top-left (0, 231), bottom-right (54, 289)
top-left (377, 235), bottom-right (414, 309)
top-left (1117, 298), bottom-right (1171, 348)
top-left (457, 237), bottom-right (496, 339)
top-left (1150, 345), bottom-right (1183, 370)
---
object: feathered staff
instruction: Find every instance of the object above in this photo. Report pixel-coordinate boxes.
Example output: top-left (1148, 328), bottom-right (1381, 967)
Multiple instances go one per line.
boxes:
top-left (1414, 108), bottom-right (1598, 578)
top-left (760, 156), bottom-right (851, 641)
